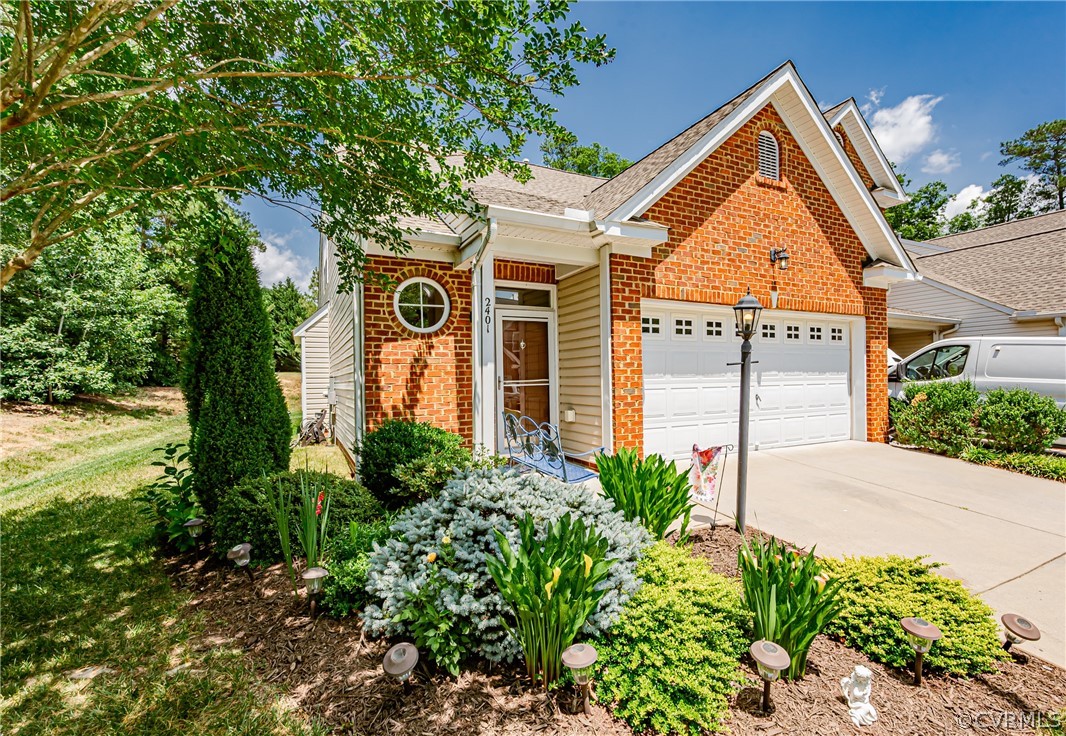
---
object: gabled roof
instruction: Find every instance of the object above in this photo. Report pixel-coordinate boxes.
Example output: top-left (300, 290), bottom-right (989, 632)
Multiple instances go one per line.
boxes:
top-left (908, 211), bottom-right (1066, 314)
top-left (822, 98), bottom-right (908, 203)
top-left (293, 303), bottom-right (330, 338)
top-left (580, 65), bottom-right (775, 217)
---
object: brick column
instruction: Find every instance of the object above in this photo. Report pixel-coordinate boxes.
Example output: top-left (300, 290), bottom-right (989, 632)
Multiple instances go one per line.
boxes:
top-left (863, 286), bottom-right (889, 443)
top-left (609, 254), bottom-right (651, 454)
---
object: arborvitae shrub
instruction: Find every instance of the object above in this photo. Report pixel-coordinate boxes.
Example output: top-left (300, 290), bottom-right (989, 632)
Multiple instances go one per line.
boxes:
top-left (183, 225), bottom-right (291, 514)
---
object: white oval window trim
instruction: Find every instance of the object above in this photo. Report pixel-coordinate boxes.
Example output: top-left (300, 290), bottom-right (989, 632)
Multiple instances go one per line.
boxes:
top-left (393, 276), bottom-right (451, 333)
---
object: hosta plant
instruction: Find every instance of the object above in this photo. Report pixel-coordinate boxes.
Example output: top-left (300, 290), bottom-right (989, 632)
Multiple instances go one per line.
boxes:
top-left (738, 535), bottom-right (842, 679)
top-left (487, 513), bottom-right (613, 687)
top-left (362, 468), bottom-right (649, 669)
top-left (596, 447), bottom-right (694, 539)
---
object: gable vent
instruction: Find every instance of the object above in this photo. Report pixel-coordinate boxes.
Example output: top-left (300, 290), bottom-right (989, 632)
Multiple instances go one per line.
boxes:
top-left (757, 131), bottom-right (780, 180)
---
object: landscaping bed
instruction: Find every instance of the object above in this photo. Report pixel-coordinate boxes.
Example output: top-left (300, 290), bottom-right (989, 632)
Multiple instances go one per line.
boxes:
top-left (688, 525), bottom-right (1066, 736)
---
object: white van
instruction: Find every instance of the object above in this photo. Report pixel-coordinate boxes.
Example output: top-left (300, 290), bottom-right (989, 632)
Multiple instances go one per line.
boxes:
top-left (887, 337), bottom-right (1066, 407)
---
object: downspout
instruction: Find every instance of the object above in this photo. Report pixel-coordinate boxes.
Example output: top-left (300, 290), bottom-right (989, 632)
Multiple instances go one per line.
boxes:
top-left (470, 218), bottom-right (498, 450)
top-left (1056, 317), bottom-right (1066, 337)
top-left (935, 323), bottom-right (961, 341)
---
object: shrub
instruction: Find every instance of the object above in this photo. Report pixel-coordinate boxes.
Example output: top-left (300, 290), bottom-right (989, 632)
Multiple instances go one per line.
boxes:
top-left (597, 448), bottom-right (694, 540)
top-left (358, 419), bottom-right (472, 508)
top-left (488, 513), bottom-right (614, 686)
top-left (597, 542), bottom-right (749, 736)
top-left (183, 229), bottom-right (291, 514)
top-left (978, 389), bottom-right (1066, 454)
top-left (362, 468), bottom-right (650, 668)
top-left (320, 519), bottom-right (394, 617)
top-left (895, 381), bottom-right (980, 454)
top-left (135, 443), bottom-right (203, 552)
top-left (738, 535), bottom-right (842, 679)
top-left (823, 555), bottom-right (1009, 676)
top-left (959, 447), bottom-right (1066, 481)
top-left (213, 471), bottom-right (383, 565)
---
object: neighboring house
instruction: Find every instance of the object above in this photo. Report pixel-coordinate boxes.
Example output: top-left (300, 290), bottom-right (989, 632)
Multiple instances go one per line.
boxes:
top-left (304, 61), bottom-right (919, 470)
top-left (293, 304), bottom-right (331, 419)
top-left (887, 211), bottom-right (1066, 358)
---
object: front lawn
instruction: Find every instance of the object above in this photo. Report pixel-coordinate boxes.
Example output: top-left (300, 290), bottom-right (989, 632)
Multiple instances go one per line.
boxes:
top-left (0, 385), bottom-right (317, 736)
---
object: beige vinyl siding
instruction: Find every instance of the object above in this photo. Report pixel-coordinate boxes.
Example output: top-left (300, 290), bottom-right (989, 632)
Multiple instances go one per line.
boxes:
top-left (322, 239), bottom-right (358, 453)
top-left (300, 313), bottom-right (331, 419)
top-left (889, 329), bottom-right (936, 359)
top-left (889, 280), bottom-right (1059, 342)
top-left (556, 266), bottom-right (603, 454)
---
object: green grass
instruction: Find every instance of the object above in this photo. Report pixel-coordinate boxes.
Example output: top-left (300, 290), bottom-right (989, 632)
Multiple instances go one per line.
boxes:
top-left (0, 388), bottom-right (318, 735)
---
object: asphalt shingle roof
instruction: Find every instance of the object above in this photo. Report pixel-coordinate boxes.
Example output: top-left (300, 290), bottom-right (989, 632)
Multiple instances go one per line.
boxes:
top-left (911, 211), bottom-right (1066, 313)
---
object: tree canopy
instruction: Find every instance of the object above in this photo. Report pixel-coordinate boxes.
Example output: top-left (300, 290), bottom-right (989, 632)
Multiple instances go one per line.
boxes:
top-left (263, 277), bottom-right (316, 373)
top-left (540, 130), bottom-right (632, 178)
top-left (1, 0), bottom-right (613, 287)
top-left (1000, 120), bottom-right (1066, 211)
top-left (884, 174), bottom-right (950, 242)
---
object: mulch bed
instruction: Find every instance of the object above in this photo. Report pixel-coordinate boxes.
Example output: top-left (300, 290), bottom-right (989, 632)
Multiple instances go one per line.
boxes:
top-left (687, 524), bottom-right (1066, 736)
top-left (168, 527), bottom-right (1065, 736)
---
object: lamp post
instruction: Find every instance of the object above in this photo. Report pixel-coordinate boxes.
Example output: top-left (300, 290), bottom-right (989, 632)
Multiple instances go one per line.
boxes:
top-left (561, 643), bottom-right (598, 715)
top-left (732, 290), bottom-right (763, 534)
top-left (901, 617), bottom-right (942, 685)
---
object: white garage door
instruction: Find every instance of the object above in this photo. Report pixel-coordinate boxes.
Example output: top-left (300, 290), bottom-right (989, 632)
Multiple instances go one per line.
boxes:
top-left (642, 303), bottom-right (856, 460)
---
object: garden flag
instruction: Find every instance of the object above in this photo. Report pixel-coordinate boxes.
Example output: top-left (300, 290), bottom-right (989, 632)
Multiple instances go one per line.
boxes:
top-left (689, 444), bottom-right (728, 504)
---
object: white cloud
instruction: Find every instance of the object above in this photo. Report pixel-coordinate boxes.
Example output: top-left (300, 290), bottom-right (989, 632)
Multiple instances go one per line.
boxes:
top-left (944, 184), bottom-right (985, 219)
top-left (979, 150), bottom-right (994, 162)
top-left (921, 149), bottom-right (961, 175)
top-left (867, 93), bottom-right (943, 163)
top-left (254, 231), bottom-right (313, 290)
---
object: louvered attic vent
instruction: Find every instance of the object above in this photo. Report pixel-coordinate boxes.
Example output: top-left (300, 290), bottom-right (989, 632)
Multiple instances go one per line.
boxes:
top-left (758, 131), bottom-right (780, 180)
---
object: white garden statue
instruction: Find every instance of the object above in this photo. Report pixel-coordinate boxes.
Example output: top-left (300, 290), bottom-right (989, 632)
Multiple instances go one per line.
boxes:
top-left (840, 665), bottom-right (878, 726)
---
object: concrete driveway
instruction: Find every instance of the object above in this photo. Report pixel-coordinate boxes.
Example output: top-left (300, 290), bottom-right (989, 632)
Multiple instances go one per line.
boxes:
top-left (692, 441), bottom-right (1065, 667)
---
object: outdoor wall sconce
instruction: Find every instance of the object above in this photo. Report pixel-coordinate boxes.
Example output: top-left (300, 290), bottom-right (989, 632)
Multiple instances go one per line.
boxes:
top-left (750, 640), bottom-right (791, 712)
top-left (561, 643), bottom-right (598, 715)
top-left (731, 290), bottom-right (763, 534)
top-left (382, 642), bottom-right (419, 684)
top-left (302, 567), bottom-right (329, 618)
top-left (227, 543), bottom-right (254, 585)
top-left (1001, 613), bottom-right (1041, 653)
top-left (770, 247), bottom-right (790, 271)
top-left (901, 617), bottom-right (942, 685)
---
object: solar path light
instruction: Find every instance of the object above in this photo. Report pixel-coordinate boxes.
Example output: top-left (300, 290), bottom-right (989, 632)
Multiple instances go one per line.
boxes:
top-left (750, 640), bottom-right (790, 712)
top-left (561, 643), bottom-right (598, 715)
top-left (901, 617), bottom-right (942, 685)
top-left (302, 567), bottom-right (328, 618)
top-left (1001, 613), bottom-right (1040, 653)
top-left (383, 642), bottom-right (419, 684)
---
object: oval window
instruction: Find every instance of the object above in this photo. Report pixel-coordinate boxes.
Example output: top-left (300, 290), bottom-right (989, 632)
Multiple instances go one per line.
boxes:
top-left (393, 277), bottom-right (450, 333)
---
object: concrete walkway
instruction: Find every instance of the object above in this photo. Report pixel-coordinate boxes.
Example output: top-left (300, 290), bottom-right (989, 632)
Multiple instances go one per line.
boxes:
top-left (692, 441), bottom-right (1065, 667)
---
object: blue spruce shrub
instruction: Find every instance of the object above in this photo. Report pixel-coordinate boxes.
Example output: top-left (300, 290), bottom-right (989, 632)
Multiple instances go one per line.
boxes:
top-left (363, 468), bottom-right (650, 665)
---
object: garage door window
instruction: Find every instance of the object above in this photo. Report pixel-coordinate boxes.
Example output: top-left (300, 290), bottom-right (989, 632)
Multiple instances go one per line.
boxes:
top-left (673, 317), bottom-right (695, 338)
top-left (641, 316), bottom-right (662, 336)
top-left (705, 319), bottom-right (725, 339)
top-left (760, 322), bottom-right (778, 341)
top-left (809, 325), bottom-right (823, 342)
top-left (786, 324), bottom-right (801, 341)
top-left (831, 326), bottom-right (845, 343)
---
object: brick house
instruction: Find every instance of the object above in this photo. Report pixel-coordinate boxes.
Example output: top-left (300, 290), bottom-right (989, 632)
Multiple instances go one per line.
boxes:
top-left (301, 62), bottom-right (917, 469)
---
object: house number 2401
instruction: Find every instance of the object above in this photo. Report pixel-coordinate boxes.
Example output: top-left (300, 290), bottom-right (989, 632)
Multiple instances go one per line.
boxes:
top-left (483, 297), bottom-right (493, 333)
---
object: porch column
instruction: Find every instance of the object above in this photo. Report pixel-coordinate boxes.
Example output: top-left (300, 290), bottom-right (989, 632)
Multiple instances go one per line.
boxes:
top-left (472, 252), bottom-right (497, 452)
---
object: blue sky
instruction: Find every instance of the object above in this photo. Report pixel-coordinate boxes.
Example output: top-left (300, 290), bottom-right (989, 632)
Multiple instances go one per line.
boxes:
top-left (244, 1), bottom-right (1066, 289)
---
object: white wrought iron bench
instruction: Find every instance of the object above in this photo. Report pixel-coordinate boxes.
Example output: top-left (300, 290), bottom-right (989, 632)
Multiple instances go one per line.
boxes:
top-left (501, 412), bottom-right (603, 484)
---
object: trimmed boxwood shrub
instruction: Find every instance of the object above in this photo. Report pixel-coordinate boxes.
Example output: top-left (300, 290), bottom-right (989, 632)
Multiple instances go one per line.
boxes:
top-left (597, 542), bottom-right (749, 735)
top-left (362, 468), bottom-right (650, 667)
top-left (320, 519), bottom-right (394, 617)
top-left (978, 388), bottom-right (1066, 454)
top-left (822, 555), bottom-right (1009, 676)
top-left (358, 419), bottom-right (472, 508)
top-left (895, 381), bottom-right (979, 454)
top-left (213, 470), bottom-right (384, 565)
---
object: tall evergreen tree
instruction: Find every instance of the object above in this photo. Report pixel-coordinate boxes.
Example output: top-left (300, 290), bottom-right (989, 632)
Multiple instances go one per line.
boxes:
top-left (263, 277), bottom-right (316, 372)
top-left (184, 217), bottom-right (291, 515)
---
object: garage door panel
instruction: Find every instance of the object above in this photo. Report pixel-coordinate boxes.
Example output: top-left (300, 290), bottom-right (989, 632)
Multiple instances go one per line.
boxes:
top-left (643, 302), bottom-right (857, 458)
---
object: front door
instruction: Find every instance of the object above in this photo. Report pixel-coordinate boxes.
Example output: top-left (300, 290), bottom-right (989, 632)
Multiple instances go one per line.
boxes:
top-left (497, 314), bottom-right (555, 443)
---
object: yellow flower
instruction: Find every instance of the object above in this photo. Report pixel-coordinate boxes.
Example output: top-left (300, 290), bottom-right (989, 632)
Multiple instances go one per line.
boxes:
top-left (427, 552), bottom-right (437, 563)
top-left (815, 575), bottom-right (827, 594)
top-left (583, 554), bottom-right (593, 577)
top-left (545, 581), bottom-right (554, 599)
top-left (442, 535), bottom-right (451, 545)
top-left (552, 567), bottom-right (561, 586)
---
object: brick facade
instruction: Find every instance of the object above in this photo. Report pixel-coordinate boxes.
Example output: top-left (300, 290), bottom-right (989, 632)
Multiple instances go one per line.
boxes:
top-left (362, 256), bottom-right (474, 440)
top-left (495, 259), bottom-right (556, 284)
top-left (834, 125), bottom-right (877, 192)
top-left (610, 106), bottom-right (890, 451)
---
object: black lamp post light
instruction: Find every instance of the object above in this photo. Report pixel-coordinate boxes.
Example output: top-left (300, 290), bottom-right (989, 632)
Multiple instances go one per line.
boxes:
top-left (750, 640), bottom-right (790, 712)
top-left (383, 642), bottom-right (419, 685)
top-left (900, 617), bottom-right (942, 685)
top-left (1001, 613), bottom-right (1041, 653)
top-left (732, 289), bottom-right (763, 534)
top-left (302, 566), bottom-right (329, 618)
top-left (561, 643), bottom-right (598, 715)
